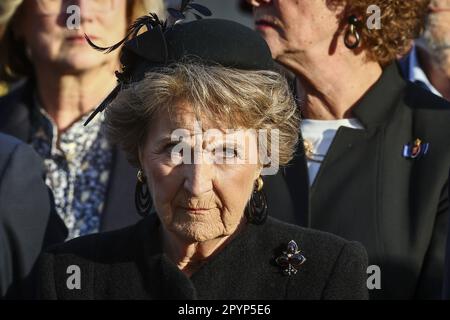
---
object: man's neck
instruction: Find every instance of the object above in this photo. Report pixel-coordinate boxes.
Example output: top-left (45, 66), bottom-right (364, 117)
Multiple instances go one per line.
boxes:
top-left (34, 62), bottom-right (118, 132)
top-left (417, 45), bottom-right (450, 101)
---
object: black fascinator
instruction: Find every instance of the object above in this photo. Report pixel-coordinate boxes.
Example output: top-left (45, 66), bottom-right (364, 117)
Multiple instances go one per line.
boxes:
top-left (84, 0), bottom-right (274, 126)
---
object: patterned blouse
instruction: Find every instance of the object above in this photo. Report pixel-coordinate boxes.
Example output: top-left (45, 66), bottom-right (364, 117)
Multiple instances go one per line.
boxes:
top-left (31, 104), bottom-right (113, 240)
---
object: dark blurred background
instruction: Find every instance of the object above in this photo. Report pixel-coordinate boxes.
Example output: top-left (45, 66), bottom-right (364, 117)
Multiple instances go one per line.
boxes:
top-left (167, 0), bottom-right (253, 27)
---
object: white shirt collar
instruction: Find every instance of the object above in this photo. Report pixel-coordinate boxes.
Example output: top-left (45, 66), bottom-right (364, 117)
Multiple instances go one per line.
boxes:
top-left (408, 45), bottom-right (443, 97)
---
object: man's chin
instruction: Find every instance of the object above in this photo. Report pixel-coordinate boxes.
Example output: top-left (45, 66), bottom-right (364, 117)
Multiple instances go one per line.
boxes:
top-left (431, 49), bottom-right (450, 73)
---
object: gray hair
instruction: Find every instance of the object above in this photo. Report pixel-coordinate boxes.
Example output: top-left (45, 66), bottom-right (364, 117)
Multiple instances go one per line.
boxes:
top-left (104, 61), bottom-right (300, 169)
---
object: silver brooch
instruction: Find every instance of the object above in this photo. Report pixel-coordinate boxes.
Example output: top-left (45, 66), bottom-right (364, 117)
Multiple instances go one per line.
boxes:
top-left (275, 240), bottom-right (306, 276)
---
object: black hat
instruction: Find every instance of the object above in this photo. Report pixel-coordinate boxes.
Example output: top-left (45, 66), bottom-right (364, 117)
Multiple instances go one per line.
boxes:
top-left (84, 7), bottom-right (274, 125)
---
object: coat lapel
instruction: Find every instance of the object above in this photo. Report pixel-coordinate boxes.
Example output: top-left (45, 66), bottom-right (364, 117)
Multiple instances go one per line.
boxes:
top-left (0, 81), bottom-right (34, 142)
top-left (307, 63), bottom-right (406, 241)
top-left (283, 138), bottom-right (311, 226)
top-left (290, 63), bottom-right (406, 232)
top-left (100, 148), bottom-right (141, 232)
top-left (308, 126), bottom-right (378, 235)
top-left (138, 214), bottom-right (197, 299)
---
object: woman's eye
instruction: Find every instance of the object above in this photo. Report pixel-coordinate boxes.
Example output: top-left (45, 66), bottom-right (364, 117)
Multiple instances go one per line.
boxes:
top-left (164, 143), bottom-right (182, 156)
top-left (216, 147), bottom-right (238, 159)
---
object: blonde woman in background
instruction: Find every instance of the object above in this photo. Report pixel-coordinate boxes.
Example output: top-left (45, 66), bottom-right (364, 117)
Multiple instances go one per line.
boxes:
top-left (0, 0), bottom-right (165, 240)
top-left (0, 0), bottom-right (22, 96)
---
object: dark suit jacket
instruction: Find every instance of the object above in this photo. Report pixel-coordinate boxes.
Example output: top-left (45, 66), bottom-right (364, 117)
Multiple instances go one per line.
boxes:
top-left (0, 81), bottom-right (141, 233)
top-left (265, 63), bottom-right (450, 300)
top-left (37, 215), bottom-right (368, 300)
top-left (0, 133), bottom-right (67, 299)
top-left (444, 170), bottom-right (450, 300)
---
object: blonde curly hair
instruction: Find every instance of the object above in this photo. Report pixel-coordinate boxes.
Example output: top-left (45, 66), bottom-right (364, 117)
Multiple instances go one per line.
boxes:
top-left (332, 0), bottom-right (431, 65)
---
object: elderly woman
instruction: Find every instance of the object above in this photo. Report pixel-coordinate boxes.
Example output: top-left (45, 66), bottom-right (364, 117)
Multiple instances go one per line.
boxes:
top-left (37, 17), bottom-right (368, 300)
top-left (248, 0), bottom-right (450, 299)
top-left (0, 0), bottom-right (165, 239)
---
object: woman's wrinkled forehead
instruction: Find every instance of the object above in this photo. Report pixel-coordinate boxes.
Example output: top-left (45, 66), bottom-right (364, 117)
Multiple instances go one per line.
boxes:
top-left (163, 99), bottom-right (245, 133)
top-left (148, 99), bottom-right (257, 146)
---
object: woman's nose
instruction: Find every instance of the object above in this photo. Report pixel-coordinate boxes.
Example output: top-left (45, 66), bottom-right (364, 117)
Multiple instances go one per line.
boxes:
top-left (248, 0), bottom-right (272, 7)
top-left (183, 162), bottom-right (214, 196)
top-left (69, 0), bottom-right (94, 20)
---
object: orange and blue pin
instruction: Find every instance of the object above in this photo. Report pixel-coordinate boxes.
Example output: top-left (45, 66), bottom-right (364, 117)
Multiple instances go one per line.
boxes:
top-left (403, 139), bottom-right (429, 159)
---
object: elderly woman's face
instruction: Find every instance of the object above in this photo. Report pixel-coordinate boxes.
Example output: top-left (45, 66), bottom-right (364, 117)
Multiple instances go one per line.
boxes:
top-left (249, 0), bottom-right (342, 61)
top-left (139, 100), bottom-right (262, 243)
top-left (16, 0), bottom-right (127, 72)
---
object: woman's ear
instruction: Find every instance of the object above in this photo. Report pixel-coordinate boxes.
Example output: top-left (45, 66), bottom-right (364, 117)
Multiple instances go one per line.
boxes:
top-left (137, 147), bottom-right (144, 169)
top-left (254, 165), bottom-right (263, 181)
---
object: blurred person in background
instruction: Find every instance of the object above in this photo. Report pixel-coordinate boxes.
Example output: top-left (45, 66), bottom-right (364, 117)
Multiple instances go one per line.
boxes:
top-left (1, 133), bottom-right (67, 299)
top-left (0, 0), bottom-right (165, 240)
top-left (248, 0), bottom-right (450, 299)
top-left (400, 0), bottom-right (450, 101)
top-left (0, 0), bottom-right (22, 96)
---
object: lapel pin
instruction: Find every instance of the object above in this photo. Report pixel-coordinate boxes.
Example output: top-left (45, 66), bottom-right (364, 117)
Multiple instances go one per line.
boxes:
top-left (403, 138), bottom-right (429, 159)
top-left (275, 240), bottom-right (306, 276)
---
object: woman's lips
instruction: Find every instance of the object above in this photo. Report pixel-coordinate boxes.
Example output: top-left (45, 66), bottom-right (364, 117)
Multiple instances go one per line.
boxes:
top-left (255, 19), bottom-right (279, 31)
top-left (66, 35), bottom-right (98, 44)
top-left (180, 207), bottom-right (217, 214)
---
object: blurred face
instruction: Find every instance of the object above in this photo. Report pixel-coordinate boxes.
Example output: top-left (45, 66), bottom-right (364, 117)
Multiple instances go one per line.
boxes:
top-left (139, 100), bottom-right (262, 243)
top-left (16, 0), bottom-right (127, 73)
top-left (248, 0), bottom-right (344, 61)
top-left (423, 0), bottom-right (450, 75)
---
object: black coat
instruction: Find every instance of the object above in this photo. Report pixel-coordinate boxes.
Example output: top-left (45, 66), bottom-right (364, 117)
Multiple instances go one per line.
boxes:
top-left (37, 215), bottom-right (368, 300)
top-left (0, 133), bottom-right (67, 299)
top-left (264, 63), bottom-right (450, 299)
top-left (0, 81), bottom-right (141, 232)
top-left (444, 170), bottom-right (450, 300)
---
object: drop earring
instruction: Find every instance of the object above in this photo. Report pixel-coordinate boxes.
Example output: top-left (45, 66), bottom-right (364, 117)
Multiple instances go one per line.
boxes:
top-left (135, 170), bottom-right (152, 217)
top-left (344, 15), bottom-right (361, 49)
top-left (245, 176), bottom-right (268, 225)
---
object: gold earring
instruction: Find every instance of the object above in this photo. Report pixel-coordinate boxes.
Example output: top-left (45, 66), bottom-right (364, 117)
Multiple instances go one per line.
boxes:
top-left (255, 176), bottom-right (264, 192)
top-left (137, 170), bottom-right (146, 183)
